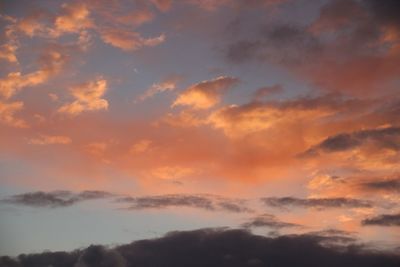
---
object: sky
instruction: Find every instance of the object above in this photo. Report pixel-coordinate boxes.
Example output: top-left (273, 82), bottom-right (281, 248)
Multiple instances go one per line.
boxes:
top-left (0, 0), bottom-right (400, 265)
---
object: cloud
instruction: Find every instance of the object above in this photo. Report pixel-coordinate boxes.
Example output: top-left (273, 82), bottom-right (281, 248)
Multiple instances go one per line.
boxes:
top-left (1, 190), bottom-right (114, 208)
top-left (136, 75), bottom-right (181, 103)
top-left (28, 134), bottom-right (72, 145)
top-left (252, 84), bottom-right (283, 100)
top-left (223, 0), bottom-right (400, 94)
top-left (207, 94), bottom-right (341, 138)
top-left (361, 178), bottom-right (400, 193)
top-left (0, 43), bottom-right (17, 63)
top-left (58, 78), bottom-right (109, 116)
top-left (0, 48), bottom-right (68, 99)
top-left (304, 126), bottom-right (400, 155)
top-left (362, 213), bottom-right (400, 226)
top-left (130, 139), bottom-right (153, 154)
top-left (117, 194), bottom-right (251, 213)
top-left (0, 100), bottom-right (27, 128)
top-left (241, 213), bottom-right (299, 229)
top-left (172, 76), bottom-right (239, 109)
top-left (2, 228), bottom-right (400, 267)
top-left (52, 2), bottom-right (93, 36)
top-left (99, 28), bottom-right (165, 51)
top-left (261, 197), bottom-right (372, 209)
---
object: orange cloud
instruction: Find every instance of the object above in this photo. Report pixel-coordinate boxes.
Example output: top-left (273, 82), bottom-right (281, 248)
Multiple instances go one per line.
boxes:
top-left (0, 44), bottom-right (18, 63)
top-left (130, 139), bottom-right (153, 154)
top-left (116, 8), bottom-right (154, 26)
top-left (0, 101), bottom-right (27, 128)
top-left (0, 48), bottom-right (67, 99)
top-left (28, 135), bottom-right (72, 145)
top-left (100, 28), bottom-right (165, 51)
top-left (208, 99), bottom-right (335, 138)
top-left (136, 75), bottom-right (181, 103)
top-left (172, 76), bottom-right (239, 109)
top-left (58, 78), bottom-right (109, 116)
top-left (53, 2), bottom-right (92, 36)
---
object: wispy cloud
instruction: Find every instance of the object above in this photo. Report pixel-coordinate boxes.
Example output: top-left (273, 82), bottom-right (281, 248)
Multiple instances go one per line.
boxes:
top-left (2, 190), bottom-right (114, 208)
top-left (261, 197), bottom-right (372, 210)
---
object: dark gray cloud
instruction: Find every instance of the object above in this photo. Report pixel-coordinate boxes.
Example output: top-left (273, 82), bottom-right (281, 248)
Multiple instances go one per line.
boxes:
top-left (1, 190), bottom-right (114, 208)
top-left (2, 228), bottom-right (400, 267)
top-left (361, 179), bottom-right (400, 193)
top-left (363, 0), bottom-right (400, 29)
top-left (261, 197), bottom-right (372, 209)
top-left (117, 194), bottom-right (252, 213)
top-left (362, 213), bottom-right (400, 226)
top-left (303, 126), bottom-right (400, 155)
top-left (241, 214), bottom-right (299, 229)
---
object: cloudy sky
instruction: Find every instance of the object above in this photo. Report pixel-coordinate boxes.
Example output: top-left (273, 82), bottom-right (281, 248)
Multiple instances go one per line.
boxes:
top-left (0, 0), bottom-right (400, 265)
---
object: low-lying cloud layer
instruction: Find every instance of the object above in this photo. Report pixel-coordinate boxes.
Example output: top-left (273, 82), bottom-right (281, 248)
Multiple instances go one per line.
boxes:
top-left (1, 228), bottom-right (399, 267)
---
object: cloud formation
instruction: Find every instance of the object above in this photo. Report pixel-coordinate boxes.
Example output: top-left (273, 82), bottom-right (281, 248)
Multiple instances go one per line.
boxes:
top-left (2, 190), bottom-right (114, 208)
top-left (0, 101), bottom-right (27, 128)
top-left (28, 135), bottom-right (72, 145)
top-left (136, 75), bottom-right (181, 102)
top-left (241, 213), bottom-right (299, 229)
top-left (362, 213), bottom-right (400, 226)
top-left (172, 76), bottom-right (239, 109)
top-left (99, 28), bottom-right (165, 51)
top-left (58, 78), bottom-right (109, 116)
top-left (361, 178), bottom-right (400, 193)
top-left (117, 194), bottom-right (251, 213)
top-left (1, 228), bottom-right (400, 267)
top-left (261, 197), bottom-right (372, 209)
top-left (304, 126), bottom-right (400, 155)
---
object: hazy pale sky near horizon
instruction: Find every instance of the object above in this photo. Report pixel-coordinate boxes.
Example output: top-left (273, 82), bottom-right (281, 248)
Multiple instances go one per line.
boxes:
top-left (0, 0), bottom-right (400, 257)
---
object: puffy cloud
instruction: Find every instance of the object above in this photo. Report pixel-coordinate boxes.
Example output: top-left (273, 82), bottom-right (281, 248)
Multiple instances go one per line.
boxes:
top-left (208, 95), bottom-right (340, 138)
top-left (100, 28), bottom-right (165, 51)
top-left (1, 228), bottom-right (400, 267)
top-left (261, 197), bottom-right (373, 209)
top-left (172, 76), bottom-right (239, 109)
top-left (1, 190), bottom-right (114, 208)
top-left (0, 100), bottom-right (27, 128)
top-left (362, 213), bottom-right (400, 226)
top-left (28, 135), bottom-right (72, 145)
top-left (0, 44), bottom-right (17, 63)
top-left (53, 2), bottom-right (93, 36)
top-left (58, 78), bottom-right (109, 116)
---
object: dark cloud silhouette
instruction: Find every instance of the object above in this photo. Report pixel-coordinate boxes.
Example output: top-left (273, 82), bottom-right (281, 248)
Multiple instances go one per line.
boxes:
top-left (117, 194), bottom-right (252, 213)
top-left (241, 214), bottom-right (299, 229)
top-left (1, 228), bottom-right (400, 267)
top-left (303, 127), bottom-right (400, 155)
top-left (362, 213), bottom-right (400, 226)
top-left (363, 0), bottom-right (400, 29)
top-left (1, 190), bottom-right (114, 208)
top-left (261, 197), bottom-right (372, 209)
top-left (361, 179), bottom-right (400, 193)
